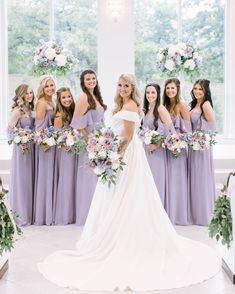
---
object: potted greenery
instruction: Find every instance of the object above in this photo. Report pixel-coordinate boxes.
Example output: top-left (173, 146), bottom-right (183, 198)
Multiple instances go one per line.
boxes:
top-left (0, 177), bottom-right (22, 279)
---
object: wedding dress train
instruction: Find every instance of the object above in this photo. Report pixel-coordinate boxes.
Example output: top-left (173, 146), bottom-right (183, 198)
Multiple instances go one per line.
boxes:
top-left (38, 110), bottom-right (221, 291)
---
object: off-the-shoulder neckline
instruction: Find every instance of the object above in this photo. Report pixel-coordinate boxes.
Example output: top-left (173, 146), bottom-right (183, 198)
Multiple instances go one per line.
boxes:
top-left (117, 109), bottom-right (139, 115)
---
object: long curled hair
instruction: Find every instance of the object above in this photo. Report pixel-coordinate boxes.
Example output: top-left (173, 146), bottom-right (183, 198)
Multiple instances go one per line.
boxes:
top-left (162, 78), bottom-right (181, 115)
top-left (55, 87), bottom-right (75, 127)
top-left (143, 83), bottom-right (161, 130)
top-left (190, 79), bottom-right (213, 116)
top-left (37, 75), bottom-right (56, 100)
top-left (113, 73), bottom-right (142, 116)
top-left (80, 69), bottom-right (107, 111)
top-left (11, 84), bottom-right (35, 114)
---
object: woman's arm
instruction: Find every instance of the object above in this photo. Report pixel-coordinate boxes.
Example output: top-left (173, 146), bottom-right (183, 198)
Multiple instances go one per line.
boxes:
top-left (54, 112), bottom-right (63, 128)
top-left (202, 101), bottom-right (215, 122)
top-left (36, 100), bottom-right (47, 120)
top-left (8, 108), bottom-right (21, 129)
top-left (158, 105), bottom-right (172, 124)
top-left (179, 102), bottom-right (191, 121)
top-left (72, 94), bottom-right (90, 141)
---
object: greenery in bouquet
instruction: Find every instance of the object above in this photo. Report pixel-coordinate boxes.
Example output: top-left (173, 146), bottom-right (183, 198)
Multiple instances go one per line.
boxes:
top-left (0, 182), bottom-right (22, 256)
top-left (7, 127), bottom-right (34, 154)
top-left (31, 40), bottom-right (78, 76)
top-left (156, 41), bottom-right (203, 81)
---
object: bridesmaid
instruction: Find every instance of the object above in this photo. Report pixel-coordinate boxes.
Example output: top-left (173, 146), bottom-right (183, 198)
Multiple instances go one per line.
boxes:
top-left (70, 69), bottom-right (107, 225)
top-left (163, 78), bottom-right (191, 225)
top-left (8, 84), bottom-right (35, 226)
top-left (34, 75), bottom-right (56, 225)
top-left (188, 79), bottom-right (216, 225)
top-left (142, 83), bottom-right (174, 207)
top-left (53, 87), bottom-right (75, 225)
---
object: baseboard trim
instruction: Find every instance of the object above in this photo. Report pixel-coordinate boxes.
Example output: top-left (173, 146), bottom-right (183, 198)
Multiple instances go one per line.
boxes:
top-left (222, 258), bottom-right (235, 284)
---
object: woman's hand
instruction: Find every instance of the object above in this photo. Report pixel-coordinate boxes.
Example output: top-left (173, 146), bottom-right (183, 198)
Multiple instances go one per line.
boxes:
top-left (147, 143), bottom-right (160, 152)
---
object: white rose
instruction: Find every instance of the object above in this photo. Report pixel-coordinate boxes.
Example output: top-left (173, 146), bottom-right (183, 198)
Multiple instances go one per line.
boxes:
top-left (184, 59), bottom-right (196, 70)
top-left (66, 137), bottom-right (74, 147)
top-left (98, 150), bottom-right (107, 158)
top-left (21, 136), bottom-right (29, 143)
top-left (178, 42), bottom-right (187, 50)
top-left (88, 152), bottom-right (96, 160)
top-left (165, 59), bottom-right (175, 71)
top-left (45, 137), bottom-right (56, 146)
top-left (168, 45), bottom-right (178, 57)
top-left (112, 161), bottom-right (120, 170)
top-left (13, 136), bottom-right (21, 144)
top-left (55, 54), bottom-right (67, 67)
top-left (109, 152), bottom-right (120, 162)
top-left (193, 142), bottom-right (201, 151)
top-left (193, 52), bottom-right (199, 59)
top-left (94, 166), bottom-right (104, 175)
top-left (144, 136), bottom-right (152, 145)
top-left (180, 141), bottom-right (187, 148)
top-left (157, 53), bottom-right (164, 62)
top-left (44, 47), bottom-right (56, 60)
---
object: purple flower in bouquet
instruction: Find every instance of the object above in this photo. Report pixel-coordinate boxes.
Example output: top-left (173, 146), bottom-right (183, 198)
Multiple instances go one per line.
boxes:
top-left (87, 126), bottom-right (126, 187)
top-left (34, 126), bottom-right (58, 152)
top-left (188, 130), bottom-right (216, 151)
top-left (163, 132), bottom-right (188, 159)
top-left (56, 127), bottom-right (86, 155)
top-left (8, 127), bottom-right (34, 154)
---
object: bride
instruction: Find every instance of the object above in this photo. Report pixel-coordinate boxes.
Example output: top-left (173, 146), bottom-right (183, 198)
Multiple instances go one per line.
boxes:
top-left (38, 73), bottom-right (221, 291)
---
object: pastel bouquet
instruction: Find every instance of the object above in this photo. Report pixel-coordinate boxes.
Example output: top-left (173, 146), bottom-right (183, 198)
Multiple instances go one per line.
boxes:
top-left (34, 126), bottom-right (58, 152)
top-left (8, 127), bottom-right (34, 154)
top-left (156, 41), bottom-right (203, 81)
top-left (138, 127), bottom-right (165, 154)
top-left (188, 130), bottom-right (216, 151)
top-left (56, 127), bottom-right (86, 155)
top-left (163, 132), bottom-right (188, 159)
top-left (31, 40), bottom-right (78, 76)
top-left (87, 126), bottom-right (126, 187)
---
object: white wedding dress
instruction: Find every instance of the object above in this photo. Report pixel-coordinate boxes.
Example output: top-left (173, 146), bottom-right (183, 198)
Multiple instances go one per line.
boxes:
top-left (38, 110), bottom-right (221, 291)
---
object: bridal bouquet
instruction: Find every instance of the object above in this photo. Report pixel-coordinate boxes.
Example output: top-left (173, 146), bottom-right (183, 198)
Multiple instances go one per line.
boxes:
top-left (188, 130), bottom-right (216, 151)
top-left (156, 41), bottom-right (203, 81)
top-left (163, 132), bottom-right (188, 159)
top-left (87, 126), bottom-right (126, 187)
top-left (31, 40), bottom-right (78, 76)
top-left (34, 126), bottom-right (58, 152)
top-left (138, 127), bottom-right (165, 154)
top-left (8, 127), bottom-right (34, 154)
top-left (56, 127), bottom-right (86, 155)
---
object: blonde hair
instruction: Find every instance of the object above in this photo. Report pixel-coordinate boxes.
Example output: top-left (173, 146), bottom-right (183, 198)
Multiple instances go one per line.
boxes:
top-left (37, 75), bottom-right (56, 100)
top-left (11, 84), bottom-right (35, 114)
top-left (113, 73), bottom-right (142, 115)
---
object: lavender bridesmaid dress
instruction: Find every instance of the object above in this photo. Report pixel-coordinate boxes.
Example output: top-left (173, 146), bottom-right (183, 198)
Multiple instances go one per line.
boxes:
top-left (70, 107), bottom-right (105, 225)
top-left (34, 109), bottom-right (55, 225)
top-left (165, 115), bottom-right (192, 225)
top-left (188, 112), bottom-right (216, 225)
top-left (53, 127), bottom-right (76, 225)
top-left (143, 116), bottom-right (174, 207)
top-left (9, 116), bottom-right (35, 226)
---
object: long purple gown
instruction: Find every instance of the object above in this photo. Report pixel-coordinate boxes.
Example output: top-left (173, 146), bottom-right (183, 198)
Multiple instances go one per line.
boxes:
top-left (9, 116), bottom-right (35, 226)
top-left (165, 115), bottom-right (192, 225)
top-left (34, 109), bottom-right (55, 225)
top-left (143, 116), bottom-right (174, 207)
top-left (53, 127), bottom-right (76, 225)
top-left (70, 107), bottom-right (105, 225)
top-left (188, 112), bottom-right (216, 225)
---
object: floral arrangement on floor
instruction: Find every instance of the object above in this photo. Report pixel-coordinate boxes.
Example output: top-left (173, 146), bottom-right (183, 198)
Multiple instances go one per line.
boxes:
top-left (8, 127), bottom-right (34, 154)
top-left (138, 127), bottom-right (165, 154)
top-left (208, 170), bottom-right (234, 249)
top-left (188, 130), bottom-right (217, 151)
top-left (31, 40), bottom-right (78, 76)
top-left (156, 41), bottom-right (203, 81)
top-left (87, 126), bottom-right (126, 187)
top-left (34, 126), bottom-right (58, 152)
top-left (57, 127), bottom-right (86, 155)
top-left (163, 132), bottom-right (188, 159)
top-left (0, 177), bottom-right (22, 256)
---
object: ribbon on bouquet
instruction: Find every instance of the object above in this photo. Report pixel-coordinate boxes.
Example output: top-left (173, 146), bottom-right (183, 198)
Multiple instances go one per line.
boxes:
top-left (0, 176), bottom-right (19, 241)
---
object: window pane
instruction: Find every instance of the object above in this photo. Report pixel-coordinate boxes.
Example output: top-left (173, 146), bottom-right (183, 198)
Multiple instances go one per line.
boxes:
top-left (135, 0), bottom-right (178, 88)
top-left (182, 0), bottom-right (225, 133)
